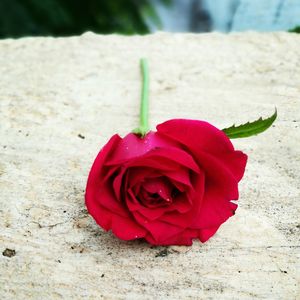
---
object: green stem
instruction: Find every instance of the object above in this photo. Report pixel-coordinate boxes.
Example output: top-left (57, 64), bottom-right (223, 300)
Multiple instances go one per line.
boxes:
top-left (133, 58), bottom-right (150, 137)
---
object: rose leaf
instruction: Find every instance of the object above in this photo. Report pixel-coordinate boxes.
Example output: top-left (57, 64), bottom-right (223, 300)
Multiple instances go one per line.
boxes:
top-left (222, 108), bottom-right (277, 139)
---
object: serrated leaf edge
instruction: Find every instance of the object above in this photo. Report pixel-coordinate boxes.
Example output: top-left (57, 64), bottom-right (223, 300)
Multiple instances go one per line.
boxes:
top-left (222, 108), bottom-right (277, 139)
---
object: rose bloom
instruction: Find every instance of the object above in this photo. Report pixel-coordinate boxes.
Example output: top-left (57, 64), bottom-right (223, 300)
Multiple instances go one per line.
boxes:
top-left (85, 119), bottom-right (247, 246)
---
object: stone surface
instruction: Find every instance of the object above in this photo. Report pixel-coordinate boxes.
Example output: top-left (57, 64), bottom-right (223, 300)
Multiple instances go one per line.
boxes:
top-left (0, 32), bottom-right (299, 299)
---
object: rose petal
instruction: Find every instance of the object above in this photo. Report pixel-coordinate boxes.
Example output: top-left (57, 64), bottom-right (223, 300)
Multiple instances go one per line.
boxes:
top-left (103, 165), bottom-right (120, 183)
top-left (157, 119), bottom-right (247, 183)
top-left (165, 194), bottom-right (191, 213)
top-left (108, 144), bottom-right (200, 174)
top-left (108, 131), bottom-right (180, 162)
top-left (142, 147), bottom-right (200, 173)
top-left (86, 134), bottom-right (121, 189)
top-left (96, 184), bottom-right (128, 217)
top-left (125, 172), bottom-right (203, 222)
top-left (86, 134), bottom-right (122, 216)
top-left (86, 200), bottom-right (112, 230)
top-left (131, 171), bottom-right (205, 239)
top-left (125, 157), bottom-right (178, 171)
top-left (111, 215), bottom-right (147, 240)
top-left (145, 228), bottom-right (199, 246)
top-left (195, 150), bottom-right (245, 199)
top-left (163, 168), bottom-right (193, 188)
top-left (136, 206), bottom-right (170, 221)
top-left (126, 167), bottom-right (159, 188)
top-left (219, 151), bottom-right (248, 182)
top-left (157, 119), bottom-right (234, 155)
top-left (142, 177), bottom-right (173, 200)
top-left (198, 226), bottom-right (221, 243)
top-left (126, 189), bottom-right (177, 220)
top-left (126, 188), bottom-right (141, 210)
top-left (158, 172), bottom-right (205, 228)
top-left (192, 188), bottom-right (238, 229)
top-left (112, 167), bottom-right (126, 201)
top-left (133, 211), bottom-right (185, 244)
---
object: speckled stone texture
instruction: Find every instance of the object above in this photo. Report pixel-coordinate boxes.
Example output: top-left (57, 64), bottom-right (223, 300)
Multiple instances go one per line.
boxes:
top-left (0, 32), bottom-right (299, 299)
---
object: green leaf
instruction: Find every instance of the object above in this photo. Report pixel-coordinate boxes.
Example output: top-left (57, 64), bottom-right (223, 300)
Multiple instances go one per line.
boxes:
top-left (222, 108), bottom-right (277, 139)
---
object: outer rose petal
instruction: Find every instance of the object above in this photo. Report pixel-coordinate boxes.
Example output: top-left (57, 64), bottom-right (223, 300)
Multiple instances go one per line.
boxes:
top-left (108, 145), bottom-right (200, 174)
top-left (111, 215), bottom-right (146, 240)
top-left (157, 119), bottom-right (247, 182)
top-left (95, 184), bottom-right (128, 217)
top-left (133, 211), bottom-right (186, 244)
top-left (220, 151), bottom-right (248, 182)
top-left (192, 188), bottom-right (237, 229)
top-left (85, 134), bottom-right (121, 214)
top-left (86, 134), bottom-right (145, 238)
top-left (157, 119), bottom-right (234, 154)
top-left (108, 131), bottom-right (181, 162)
top-left (198, 226), bottom-right (221, 243)
top-left (145, 228), bottom-right (199, 246)
top-left (86, 200), bottom-right (112, 230)
top-left (193, 150), bottom-right (246, 199)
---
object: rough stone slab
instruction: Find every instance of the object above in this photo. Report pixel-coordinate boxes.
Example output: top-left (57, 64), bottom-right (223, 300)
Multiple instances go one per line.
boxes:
top-left (0, 32), bottom-right (299, 299)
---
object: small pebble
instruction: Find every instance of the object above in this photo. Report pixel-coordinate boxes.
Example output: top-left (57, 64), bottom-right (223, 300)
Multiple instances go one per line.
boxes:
top-left (2, 248), bottom-right (16, 258)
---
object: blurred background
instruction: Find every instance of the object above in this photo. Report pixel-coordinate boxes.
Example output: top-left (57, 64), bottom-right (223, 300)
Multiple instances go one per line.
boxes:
top-left (0, 0), bottom-right (299, 39)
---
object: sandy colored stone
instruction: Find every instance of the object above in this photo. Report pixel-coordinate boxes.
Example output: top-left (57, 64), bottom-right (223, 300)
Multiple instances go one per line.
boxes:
top-left (0, 32), bottom-right (299, 299)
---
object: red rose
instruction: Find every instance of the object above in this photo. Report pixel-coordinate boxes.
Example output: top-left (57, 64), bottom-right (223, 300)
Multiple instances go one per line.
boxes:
top-left (85, 119), bottom-right (247, 246)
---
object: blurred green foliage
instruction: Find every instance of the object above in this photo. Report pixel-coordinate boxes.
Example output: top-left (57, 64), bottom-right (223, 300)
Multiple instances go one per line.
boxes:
top-left (0, 0), bottom-right (171, 38)
top-left (288, 26), bottom-right (300, 33)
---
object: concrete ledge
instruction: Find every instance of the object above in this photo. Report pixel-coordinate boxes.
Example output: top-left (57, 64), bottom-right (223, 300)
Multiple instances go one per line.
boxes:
top-left (0, 32), bottom-right (299, 299)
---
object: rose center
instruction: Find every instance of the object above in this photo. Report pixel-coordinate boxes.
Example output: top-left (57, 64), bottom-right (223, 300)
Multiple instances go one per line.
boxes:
top-left (137, 177), bottom-right (180, 208)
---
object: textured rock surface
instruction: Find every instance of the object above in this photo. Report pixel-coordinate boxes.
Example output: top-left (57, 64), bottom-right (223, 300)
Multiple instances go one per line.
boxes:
top-left (0, 32), bottom-right (299, 299)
